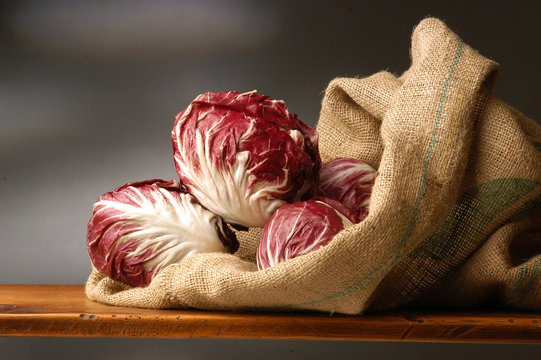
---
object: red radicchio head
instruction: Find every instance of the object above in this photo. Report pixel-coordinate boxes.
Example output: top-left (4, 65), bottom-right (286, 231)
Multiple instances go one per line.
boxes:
top-left (171, 90), bottom-right (320, 228)
top-left (318, 157), bottom-right (376, 222)
top-left (256, 197), bottom-right (355, 270)
top-left (87, 179), bottom-right (238, 287)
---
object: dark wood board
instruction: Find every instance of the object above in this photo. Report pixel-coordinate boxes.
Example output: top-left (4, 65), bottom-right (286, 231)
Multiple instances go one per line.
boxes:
top-left (0, 285), bottom-right (539, 343)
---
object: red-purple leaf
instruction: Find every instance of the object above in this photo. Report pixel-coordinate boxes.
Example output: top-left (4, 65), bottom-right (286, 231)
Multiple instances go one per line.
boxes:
top-left (318, 157), bottom-right (376, 222)
top-left (256, 197), bottom-right (354, 270)
top-left (172, 90), bottom-right (320, 227)
top-left (87, 179), bottom-right (238, 287)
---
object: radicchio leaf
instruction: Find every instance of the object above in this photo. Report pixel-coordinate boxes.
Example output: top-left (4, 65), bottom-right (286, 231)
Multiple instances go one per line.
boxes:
top-left (87, 179), bottom-right (238, 287)
top-left (256, 197), bottom-right (354, 270)
top-left (171, 90), bottom-right (321, 228)
top-left (318, 157), bottom-right (376, 222)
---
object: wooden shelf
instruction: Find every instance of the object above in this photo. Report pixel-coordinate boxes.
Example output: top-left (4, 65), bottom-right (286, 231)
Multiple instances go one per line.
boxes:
top-left (0, 285), bottom-right (539, 343)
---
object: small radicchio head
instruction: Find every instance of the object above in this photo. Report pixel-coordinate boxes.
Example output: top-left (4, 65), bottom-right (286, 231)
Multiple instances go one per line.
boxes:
top-left (87, 179), bottom-right (238, 288)
top-left (318, 158), bottom-right (376, 223)
top-left (171, 90), bottom-right (320, 228)
top-left (256, 197), bottom-right (355, 270)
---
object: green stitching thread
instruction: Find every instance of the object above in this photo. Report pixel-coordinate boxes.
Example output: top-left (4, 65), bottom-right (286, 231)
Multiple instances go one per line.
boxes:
top-left (290, 41), bottom-right (465, 307)
top-left (518, 258), bottom-right (541, 304)
top-left (410, 178), bottom-right (540, 260)
top-left (510, 263), bottom-right (529, 296)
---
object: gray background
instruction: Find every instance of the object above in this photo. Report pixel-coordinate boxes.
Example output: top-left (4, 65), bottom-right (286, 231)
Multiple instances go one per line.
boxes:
top-left (1, 0), bottom-right (540, 359)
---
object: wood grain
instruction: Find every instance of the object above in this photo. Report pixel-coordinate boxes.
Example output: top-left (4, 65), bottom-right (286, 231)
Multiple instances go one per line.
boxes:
top-left (0, 285), bottom-right (540, 343)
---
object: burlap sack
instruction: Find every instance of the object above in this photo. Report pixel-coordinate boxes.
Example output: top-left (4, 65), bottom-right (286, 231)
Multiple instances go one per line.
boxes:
top-left (86, 18), bottom-right (541, 314)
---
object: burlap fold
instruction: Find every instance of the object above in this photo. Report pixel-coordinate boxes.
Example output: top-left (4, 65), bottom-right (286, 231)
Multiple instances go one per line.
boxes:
top-left (86, 18), bottom-right (541, 314)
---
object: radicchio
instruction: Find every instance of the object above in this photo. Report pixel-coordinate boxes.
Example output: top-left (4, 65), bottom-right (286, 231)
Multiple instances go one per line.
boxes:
top-left (172, 90), bottom-right (320, 228)
top-left (256, 197), bottom-right (355, 270)
top-left (318, 157), bottom-right (376, 222)
top-left (87, 179), bottom-right (238, 287)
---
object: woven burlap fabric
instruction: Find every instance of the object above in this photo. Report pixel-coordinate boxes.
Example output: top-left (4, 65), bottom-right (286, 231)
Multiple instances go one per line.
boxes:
top-left (86, 18), bottom-right (541, 314)
top-left (411, 209), bottom-right (541, 310)
top-left (367, 91), bottom-right (541, 311)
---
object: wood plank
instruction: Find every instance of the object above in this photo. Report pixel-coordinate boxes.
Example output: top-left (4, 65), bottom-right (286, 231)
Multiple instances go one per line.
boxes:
top-left (0, 285), bottom-right (539, 343)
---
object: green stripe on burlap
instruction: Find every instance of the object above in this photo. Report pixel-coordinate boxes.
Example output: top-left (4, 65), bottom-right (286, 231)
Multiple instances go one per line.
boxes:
top-left (518, 257), bottom-right (541, 304)
top-left (410, 178), bottom-right (540, 260)
top-left (291, 42), bottom-right (465, 307)
top-left (511, 264), bottom-right (529, 296)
